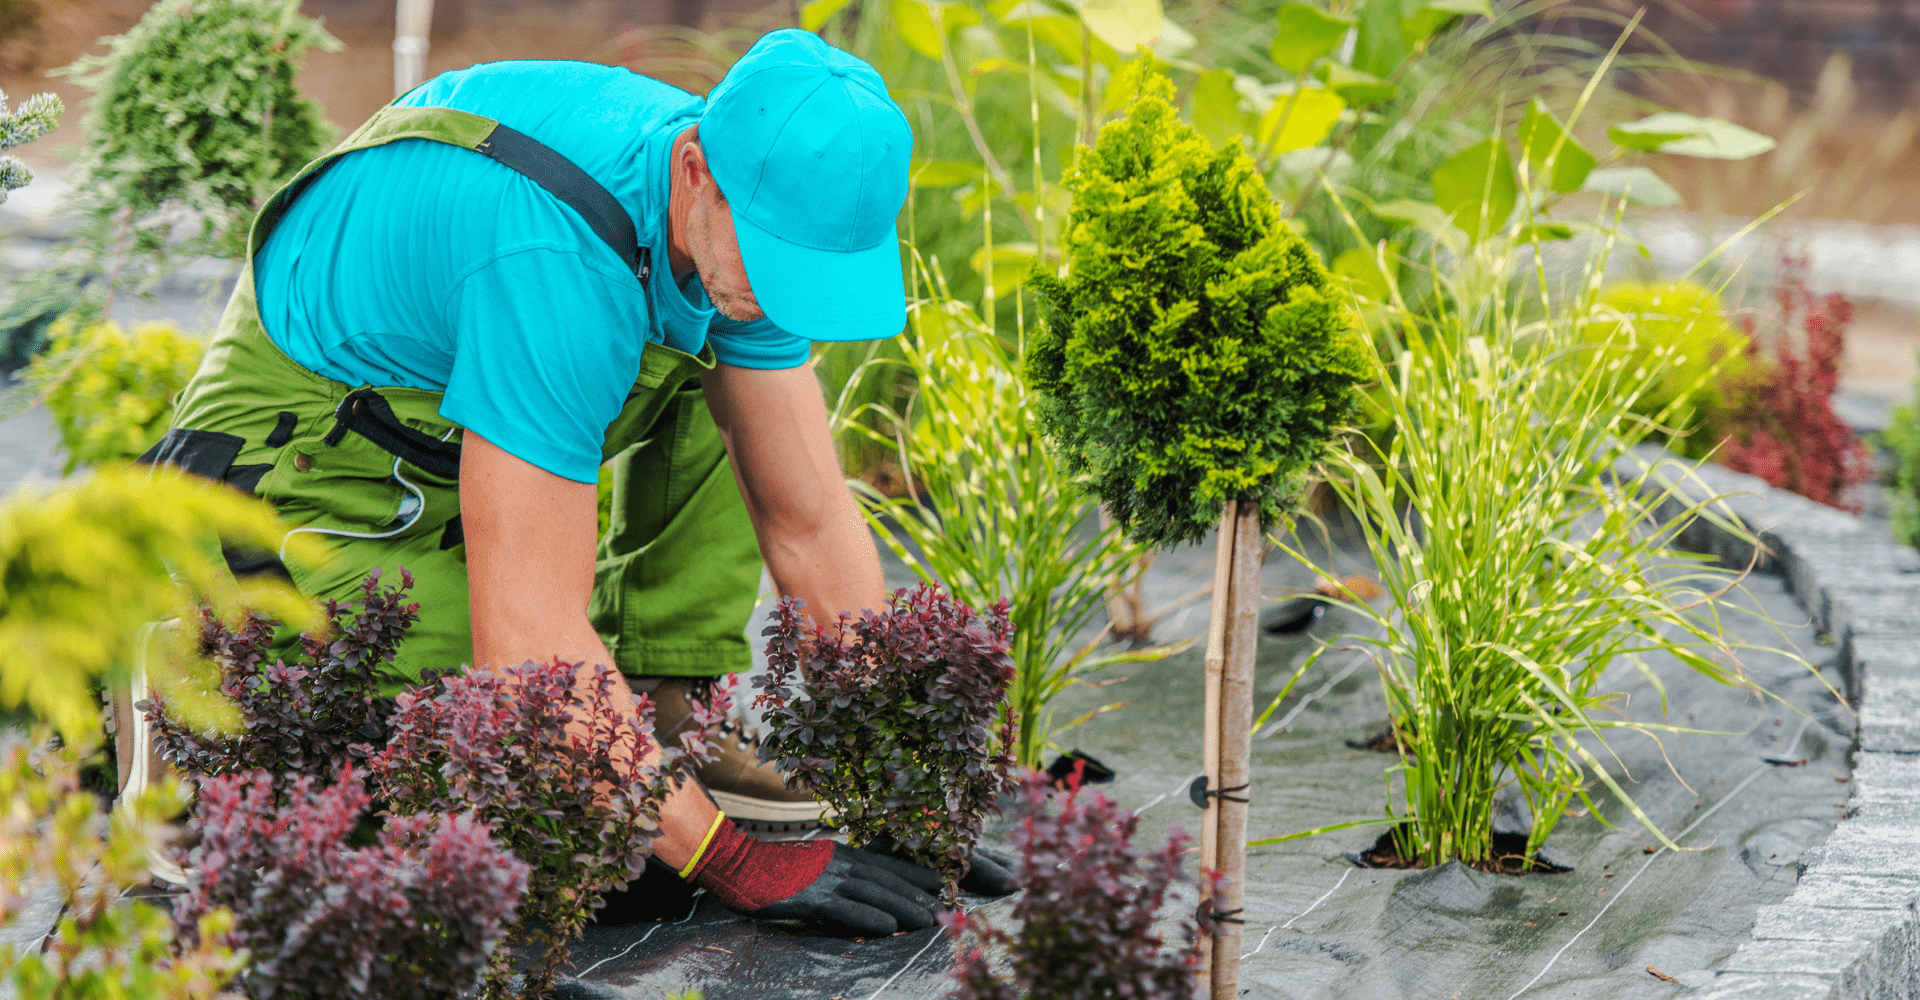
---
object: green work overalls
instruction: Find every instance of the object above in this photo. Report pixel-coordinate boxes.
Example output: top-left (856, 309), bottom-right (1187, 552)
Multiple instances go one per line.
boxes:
top-left (151, 105), bottom-right (763, 687)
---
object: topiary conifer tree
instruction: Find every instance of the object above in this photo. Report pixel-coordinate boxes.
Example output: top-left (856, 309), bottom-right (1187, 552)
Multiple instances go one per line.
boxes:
top-left (1026, 72), bottom-right (1368, 548)
top-left (1025, 71), bottom-right (1367, 998)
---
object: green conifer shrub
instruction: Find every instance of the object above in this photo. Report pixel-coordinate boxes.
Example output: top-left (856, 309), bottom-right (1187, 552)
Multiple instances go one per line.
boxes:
top-left (57, 0), bottom-right (339, 275)
top-left (1026, 73), bottom-right (1370, 546)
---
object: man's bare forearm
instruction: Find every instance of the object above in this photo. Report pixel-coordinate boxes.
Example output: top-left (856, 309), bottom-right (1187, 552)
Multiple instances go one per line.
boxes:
top-left (701, 362), bottom-right (893, 628)
top-left (460, 430), bottom-right (717, 868)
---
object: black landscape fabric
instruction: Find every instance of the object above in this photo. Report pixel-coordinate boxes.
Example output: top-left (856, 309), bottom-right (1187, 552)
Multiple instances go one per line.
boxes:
top-left (562, 539), bottom-right (1850, 1000)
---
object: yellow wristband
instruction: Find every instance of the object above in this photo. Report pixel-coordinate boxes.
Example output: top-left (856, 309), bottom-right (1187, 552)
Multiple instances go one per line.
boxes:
top-left (677, 811), bottom-right (728, 880)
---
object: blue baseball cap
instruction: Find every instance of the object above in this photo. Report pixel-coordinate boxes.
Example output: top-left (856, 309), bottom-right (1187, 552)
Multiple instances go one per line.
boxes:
top-left (702, 29), bottom-right (911, 341)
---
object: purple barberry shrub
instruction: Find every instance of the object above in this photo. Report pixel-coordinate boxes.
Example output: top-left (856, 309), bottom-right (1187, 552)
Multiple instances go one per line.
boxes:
top-left (368, 658), bottom-right (722, 998)
top-left (754, 584), bottom-right (1018, 887)
top-left (944, 769), bottom-right (1224, 1000)
top-left (177, 765), bottom-right (528, 1000)
top-left (141, 568), bottom-right (420, 790)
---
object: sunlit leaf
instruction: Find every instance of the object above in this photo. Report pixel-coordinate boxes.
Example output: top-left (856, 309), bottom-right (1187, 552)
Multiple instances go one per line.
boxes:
top-left (1257, 86), bottom-right (1345, 153)
top-left (802, 0), bottom-right (855, 31)
top-left (1582, 165), bottom-right (1683, 208)
top-left (893, 0), bottom-right (944, 58)
top-left (1076, 0), bottom-right (1163, 52)
top-left (1610, 112), bottom-right (1775, 160)
top-left (1431, 137), bottom-right (1517, 241)
top-left (1371, 198), bottom-right (1465, 253)
top-left (911, 159), bottom-right (983, 187)
top-left (1518, 97), bottom-right (1595, 193)
top-left (1352, 0), bottom-right (1406, 77)
top-left (1269, 3), bottom-right (1355, 74)
top-left (1314, 63), bottom-right (1395, 106)
top-left (1401, 0), bottom-right (1492, 42)
top-left (1332, 244), bottom-right (1396, 300)
top-left (970, 56), bottom-right (1022, 76)
top-left (1012, 14), bottom-right (1121, 67)
top-left (1516, 221), bottom-right (1574, 242)
top-left (1190, 67), bottom-right (1252, 149)
top-left (1156, 16), bottom-right (1196, 57)
top-left (971, 242), bottom-right (1043, 292)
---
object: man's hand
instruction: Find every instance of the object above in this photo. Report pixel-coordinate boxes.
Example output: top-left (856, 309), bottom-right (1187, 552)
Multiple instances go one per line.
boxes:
top-left (684, 817), bottom-right (943, 936)
top-left (701, 363), bottom-right (892, 629)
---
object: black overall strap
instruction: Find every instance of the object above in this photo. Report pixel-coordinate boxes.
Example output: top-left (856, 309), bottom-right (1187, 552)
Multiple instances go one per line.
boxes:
top-left (473, 122), bottom-right (654, 285)
top-left (324, 388), bottom-right (463, 479)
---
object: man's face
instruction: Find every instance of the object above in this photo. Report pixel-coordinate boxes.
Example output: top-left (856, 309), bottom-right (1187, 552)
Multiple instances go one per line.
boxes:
top-left (686, 182), bottom-right (765, 324)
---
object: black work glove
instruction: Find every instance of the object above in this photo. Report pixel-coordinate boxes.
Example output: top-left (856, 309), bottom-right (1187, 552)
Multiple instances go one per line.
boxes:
top-left (744, 842), bottom-right (944, 937)
top-left (956, 846), bottom-right (1018, 896)
top-left (864, 834), bottom-right (1020, 897)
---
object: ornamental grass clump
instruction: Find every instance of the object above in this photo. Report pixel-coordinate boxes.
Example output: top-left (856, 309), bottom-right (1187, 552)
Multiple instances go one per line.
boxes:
top-left (1272, 193), bottom-right (1785, 868)
top-left (175, 766), bottom-right (528, 1000)
top-left (369, 658), bottom-right (721, 999)
top-left (944, 769), bottom-right (1222, 1000)
top-left (142, 568), bottom-right (418, 793)
top-left (1026, 71), bottom-right (1369, 547)
top-left (754, 585), bottom-right (1018, 887)
top-left (836, 294), bottom-right (1150, 770)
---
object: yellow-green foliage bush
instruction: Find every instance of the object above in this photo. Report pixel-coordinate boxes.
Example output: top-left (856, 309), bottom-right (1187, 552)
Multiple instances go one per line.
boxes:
top-left (1589, 281), bottom-right (1749, 460)
top-left (1, 738), bottom-right (242, 999)
top-left (29, 318), bottom-right (202, 474)
top-left (0, 465), bottom-right (316, 743)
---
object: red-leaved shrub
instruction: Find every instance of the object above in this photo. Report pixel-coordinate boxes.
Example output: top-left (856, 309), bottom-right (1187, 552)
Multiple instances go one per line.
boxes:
top-left (142, 568), bottom-right (419, 790)
top-left (368, 658), bottom-right (720, 998)
top-left (176, 765), bottom-right (527, 1000)
top-left (754, 585), bottom-right (1018, 888)
top-left (944, 770), bottom-right (1222, 1000)
top-left (1716, 261), bottom-right (1875, 510)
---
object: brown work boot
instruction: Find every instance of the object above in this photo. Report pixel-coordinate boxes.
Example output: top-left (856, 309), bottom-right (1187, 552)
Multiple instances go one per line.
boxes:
top-left (630, 676), bottom-right (833, 833)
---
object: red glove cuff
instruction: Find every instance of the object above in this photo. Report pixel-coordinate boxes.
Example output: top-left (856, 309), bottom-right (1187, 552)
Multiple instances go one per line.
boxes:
top-left (684, 816), bottom-right (835, 912)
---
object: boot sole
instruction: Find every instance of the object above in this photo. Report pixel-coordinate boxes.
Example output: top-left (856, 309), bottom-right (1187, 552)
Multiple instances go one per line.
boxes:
top-left (709, 788), bottom-right (838, 833)
top-left (118, 621), bottom-right (193, 887)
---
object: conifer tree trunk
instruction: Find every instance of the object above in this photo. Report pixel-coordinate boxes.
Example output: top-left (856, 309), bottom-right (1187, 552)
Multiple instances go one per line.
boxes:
top-left (1199, 499), bottom-right (1260, 998)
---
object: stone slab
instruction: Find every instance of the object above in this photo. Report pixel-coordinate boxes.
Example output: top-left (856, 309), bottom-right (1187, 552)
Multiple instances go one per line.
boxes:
top-left (1858, 673), bottom-right (1920, 753)
top-left (1790, 871), bottom-right (1920, 911)
top-left (1753, 903), bottom-right (1914, 942)
top-left (1700, 972), bottom-right (1838, 999)
top-left (1848, 753), bottom-right (1920, 805)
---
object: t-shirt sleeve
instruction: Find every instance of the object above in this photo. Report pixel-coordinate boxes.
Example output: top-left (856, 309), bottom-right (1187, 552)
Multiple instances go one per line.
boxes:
top-left (705, 312), bottom-right (811, 370)
top-left (440, 247), bottom-right (645, 483)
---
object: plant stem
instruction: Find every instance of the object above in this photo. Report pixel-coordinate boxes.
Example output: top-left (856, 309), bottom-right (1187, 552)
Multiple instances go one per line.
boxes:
top-left (934, 6), bottom-right (1040, 244)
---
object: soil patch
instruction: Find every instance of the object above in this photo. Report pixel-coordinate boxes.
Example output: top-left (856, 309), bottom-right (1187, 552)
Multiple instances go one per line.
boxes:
top-left (1344, 726), bottom-right (1404, 755)
top-left (1355, 830), bottom-right (1575, 876)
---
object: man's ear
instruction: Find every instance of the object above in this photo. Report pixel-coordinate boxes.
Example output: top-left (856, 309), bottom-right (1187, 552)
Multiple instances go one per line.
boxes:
top-left (676, 138), bottom-right (719, 199)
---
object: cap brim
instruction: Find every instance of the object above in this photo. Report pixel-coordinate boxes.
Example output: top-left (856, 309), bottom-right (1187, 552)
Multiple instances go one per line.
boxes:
top-left (731, 207), bottom-right (906, 342)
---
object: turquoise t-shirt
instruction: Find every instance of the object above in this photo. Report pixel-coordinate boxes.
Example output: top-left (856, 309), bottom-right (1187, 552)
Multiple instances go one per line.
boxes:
top-left (253, 60), bottom-right (812, 484)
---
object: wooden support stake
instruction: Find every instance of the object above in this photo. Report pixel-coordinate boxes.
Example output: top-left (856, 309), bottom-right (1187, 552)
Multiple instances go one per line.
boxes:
top-left (1211, 499), bottom-right (1263, 998)
top-left (1195, 502), bottom-right (1237, 997)
top-left (394, 0), bottom-right (435, 97)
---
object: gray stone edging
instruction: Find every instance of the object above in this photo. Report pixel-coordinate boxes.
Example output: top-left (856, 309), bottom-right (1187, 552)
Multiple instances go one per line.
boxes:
top-left (1618, 446), bottom-right (1920, 999)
